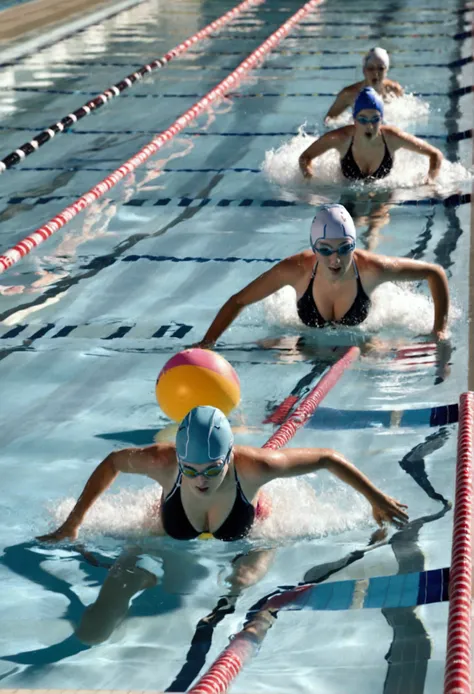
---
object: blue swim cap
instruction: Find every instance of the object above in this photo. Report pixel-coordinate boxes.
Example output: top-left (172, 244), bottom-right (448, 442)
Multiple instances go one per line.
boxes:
top-left (353, 87), bottom-right (384, 119)
top-left (176, 406), bottom-right (234, 464)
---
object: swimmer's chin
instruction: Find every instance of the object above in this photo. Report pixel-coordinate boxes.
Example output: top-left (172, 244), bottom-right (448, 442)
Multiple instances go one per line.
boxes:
top-left (328, 267), bottom-right (342, 278)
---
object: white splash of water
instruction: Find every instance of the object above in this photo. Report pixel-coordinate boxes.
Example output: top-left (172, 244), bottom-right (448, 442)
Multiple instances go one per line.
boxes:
top-left (51, 487), bottom-right (163, 540)
top-left (251, 477), bottom-right (372, 542)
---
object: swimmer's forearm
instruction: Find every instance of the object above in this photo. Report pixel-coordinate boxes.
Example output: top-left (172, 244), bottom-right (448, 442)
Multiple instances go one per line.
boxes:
top-left (64, 456), bottom-right (119, 529)
top-left (428, 152), bottom-right (443, 179)
top-left (201, 298), bottom-right (244, 345)
top-left (298, 154), bottom-right (313, 178)
top-left (428, 267), bottom-right (449, 334)
top-left (323, 454), bottom-right (382, 504)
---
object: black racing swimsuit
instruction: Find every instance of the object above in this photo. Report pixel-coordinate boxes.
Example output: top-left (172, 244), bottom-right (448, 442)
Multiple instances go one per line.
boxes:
top-left (161, 466), bottom-right (255, 541)
top-left (341, 135), bottom-right (393, 180)
top-left (296, 262), bottom-right (371, 328)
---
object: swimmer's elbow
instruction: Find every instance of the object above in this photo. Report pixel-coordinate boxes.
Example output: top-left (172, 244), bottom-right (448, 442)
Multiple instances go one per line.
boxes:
top-left (299, 152), bottom-right (311, 167)
top-left (229, 292), bottom-right (249, 312)
top-left (107, 450), bottom-right (128, 474)
top-left (431, 150), bottom-right (443, 167)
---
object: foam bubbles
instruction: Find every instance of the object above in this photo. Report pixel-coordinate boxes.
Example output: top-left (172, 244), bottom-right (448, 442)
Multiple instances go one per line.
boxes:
top-left (251, 477), bottom-right (372, 542)
top-left (51, 486), bottom-right (163, 541)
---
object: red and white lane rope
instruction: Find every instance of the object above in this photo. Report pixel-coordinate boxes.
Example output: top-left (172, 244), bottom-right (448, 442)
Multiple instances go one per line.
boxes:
top-left (189, 345), bottom-right (360, 694)
top-left (0, 0), bottom-right (324, 275)
top-left (0, 0), bottom-right (263, 173)
top-left (444, 392), bottom-right (474, 694)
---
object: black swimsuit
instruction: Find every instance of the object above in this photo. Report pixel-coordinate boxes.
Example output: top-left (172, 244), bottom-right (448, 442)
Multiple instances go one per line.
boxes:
top-left (341, 135), bottom-right (393, 180)
top-left (297, 261), bottom-right (371, 328)
top-left (161, 466), bottom-right (255, 541)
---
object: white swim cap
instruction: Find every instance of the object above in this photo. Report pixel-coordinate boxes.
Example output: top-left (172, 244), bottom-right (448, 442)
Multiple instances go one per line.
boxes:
top-left (310, 204), bottom-right (357, 250)
top-left (363, 47), bottom-right (390, 70)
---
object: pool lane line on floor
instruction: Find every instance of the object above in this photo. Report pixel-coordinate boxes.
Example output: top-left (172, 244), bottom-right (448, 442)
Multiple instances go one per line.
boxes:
top-left (444, 392), bottom-right (474, 694)
top-left (1, 193), bottom-right (470, 211)
top-left (6, 57), bottom-right (472, 68)
top-left (7, 86), bottom-right (472, 98)
top-left (3, 126), bottom-right (471, 141)
top-left (1, 127), bottom-right (471, 142)
top-left (0, 0), bottom-right (264, 174)
top-left (188, 346), bottom-right (360, 694)
top-left (0, 0), bottom-right (325, 275)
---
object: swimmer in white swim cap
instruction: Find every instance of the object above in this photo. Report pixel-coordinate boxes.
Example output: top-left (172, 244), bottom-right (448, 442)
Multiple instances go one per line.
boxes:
top-left (324, 47), bottom-right (404, 124)
top-left (300, 87), bottom-right (443, 182)
top-left (196, 204), bottom-right (449, 341)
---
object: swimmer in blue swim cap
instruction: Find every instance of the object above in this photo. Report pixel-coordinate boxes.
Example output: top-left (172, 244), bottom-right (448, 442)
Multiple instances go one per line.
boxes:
top-left (196, 204), bottom-right (449, 341)
top-left (300, 86), bottom-right (443, 182)
top-left (38, 403), bottom-right (408, 543)
top-left (324, 47), bottom-right (403, 124)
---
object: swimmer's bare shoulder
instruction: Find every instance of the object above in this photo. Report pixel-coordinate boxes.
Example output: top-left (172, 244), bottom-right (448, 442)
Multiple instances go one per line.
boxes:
top-left (384, 79), bottom-right (404, 97)
top-left (280, 250), bottom-right (316, 291)
top-left (112, 443), bottom-right (177, 482)
top-left (342, 81), bottom-right (365, 101)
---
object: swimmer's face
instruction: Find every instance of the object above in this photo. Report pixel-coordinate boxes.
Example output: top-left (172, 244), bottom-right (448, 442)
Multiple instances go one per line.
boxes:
top-left (314, 238), bottom-right (355, 279)
top-left (180, 457), bottom-right (230, 496)
top-left (363, 59), bottom-right (387, 88)
top-left (354, 108), bottom-right (382, 140)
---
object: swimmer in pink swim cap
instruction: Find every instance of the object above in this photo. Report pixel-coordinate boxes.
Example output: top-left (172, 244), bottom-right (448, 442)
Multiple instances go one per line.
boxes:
top-left (324, 47), bottom-right (404, 124)
top-left (196, 204), bottom-right (449, 343)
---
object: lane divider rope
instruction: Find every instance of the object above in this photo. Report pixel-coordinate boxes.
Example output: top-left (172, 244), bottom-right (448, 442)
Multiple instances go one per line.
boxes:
top-left (444, 392), bottom-right (474, 694)
top-left (0, 0), bottom-right (264, 173)
top-left (0, 0), bottom-right (324, 275)
top-left (188, 345), bottom-right (360, 694)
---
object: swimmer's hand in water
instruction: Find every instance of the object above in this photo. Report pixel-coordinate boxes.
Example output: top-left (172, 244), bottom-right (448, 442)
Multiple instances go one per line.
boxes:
top-left (370, 492), bottom-right (409, 528)
top-left (37, 522), bottom-right (79, 543)
top-left (190, 339), bottom-right (216, 350)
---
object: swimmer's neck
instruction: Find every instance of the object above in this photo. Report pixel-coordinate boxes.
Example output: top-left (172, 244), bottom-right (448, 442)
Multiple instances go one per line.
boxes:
top-left (353, 130), bottom-right (383, 147)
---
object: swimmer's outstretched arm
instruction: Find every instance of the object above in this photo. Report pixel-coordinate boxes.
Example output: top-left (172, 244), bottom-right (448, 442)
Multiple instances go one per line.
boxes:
top-left (298, 128), bottom-right (347, 178)
top-left (368, 253), bottom-right (449, 339)
top-left (324, 87), bottom-right (354, 123)
top-left (256, 448), bottom-right (408, 527)
top-left (383, 125), bottom-right (443, 181)
top-left (197, 255), bottom-right (303, 348)
top-left (37, 446), bottom-right (168, 542)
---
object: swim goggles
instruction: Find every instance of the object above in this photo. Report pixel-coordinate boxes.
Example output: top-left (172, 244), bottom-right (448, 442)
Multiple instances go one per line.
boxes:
top-left (355, 115), bottom-right (381, 125)
top-left (178, 448), bottom-right (232, 479)
top-left (314, 240), bottom-right (355, 257)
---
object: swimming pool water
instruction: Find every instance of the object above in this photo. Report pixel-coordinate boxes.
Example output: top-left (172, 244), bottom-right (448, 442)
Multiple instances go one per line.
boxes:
top-left (0, 0), bottom-right (472, 692)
